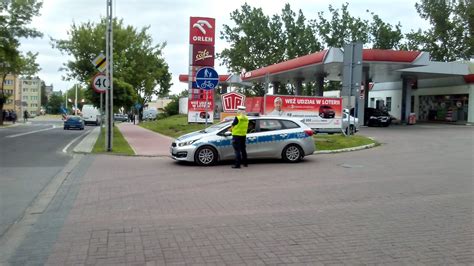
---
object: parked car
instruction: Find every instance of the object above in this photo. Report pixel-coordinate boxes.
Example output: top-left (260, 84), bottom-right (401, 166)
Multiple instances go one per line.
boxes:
top-left (81, 104), bottom-right (101, 125)
top-left (170, 116), bottom-right (315, 166)
top-left (199, 112), bottom-right (210, 119)
top-left (365, 107), bottom-right (392, 127)
top-left (114, 113), bottom-right (128, 122)
top-left (143, 108), bottom-right (158, 120)
top-left (64, 116), bottom-right (85, 130)
top-left (319, 105), bottom-right (335, 118)
top-left (313, 112), bottom-right (359, 135)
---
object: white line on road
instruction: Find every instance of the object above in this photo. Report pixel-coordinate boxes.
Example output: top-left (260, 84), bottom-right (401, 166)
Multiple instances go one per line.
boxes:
top-left (62, 129), bottom-right (91, 153)
top-left (5, 125), bottom-right (57, 138)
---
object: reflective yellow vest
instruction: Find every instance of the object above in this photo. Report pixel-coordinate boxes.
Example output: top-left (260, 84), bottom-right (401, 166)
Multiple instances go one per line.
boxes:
top-left (232, 114), bottom-right (249, 136)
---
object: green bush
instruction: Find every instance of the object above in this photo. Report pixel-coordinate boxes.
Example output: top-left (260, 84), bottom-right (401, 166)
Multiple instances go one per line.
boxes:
top-left (164, 96), bottom-right (179, 116)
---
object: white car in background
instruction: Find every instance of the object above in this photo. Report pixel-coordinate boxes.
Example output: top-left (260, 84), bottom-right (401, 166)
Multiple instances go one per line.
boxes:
top-left (312, 110), bottom-right (359, 135)
top-left (81, 104), bottom-right (101, 125)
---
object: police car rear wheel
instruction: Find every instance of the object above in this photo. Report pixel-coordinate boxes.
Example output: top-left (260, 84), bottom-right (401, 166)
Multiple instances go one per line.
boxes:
top-left (195, 146), bottom-right (217, 166)
top-left (283, 144), bottom-right (303, 163)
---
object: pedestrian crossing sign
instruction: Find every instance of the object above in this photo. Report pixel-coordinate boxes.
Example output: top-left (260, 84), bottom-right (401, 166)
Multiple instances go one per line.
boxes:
top-left (92, 53), bottom-right (107, 72)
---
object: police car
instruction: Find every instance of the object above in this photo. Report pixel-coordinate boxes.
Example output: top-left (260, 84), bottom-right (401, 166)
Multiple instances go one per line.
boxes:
top-left (170, 116), bottom-right (315, 166)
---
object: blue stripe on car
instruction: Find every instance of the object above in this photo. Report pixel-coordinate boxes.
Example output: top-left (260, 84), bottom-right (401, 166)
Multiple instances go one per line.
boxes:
top-left (203, 132), bottom-right (309, 147)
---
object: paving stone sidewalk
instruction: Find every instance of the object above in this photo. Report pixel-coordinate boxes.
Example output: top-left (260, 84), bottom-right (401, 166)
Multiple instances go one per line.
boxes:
top-left (117, 123), bottom-right (174, 156)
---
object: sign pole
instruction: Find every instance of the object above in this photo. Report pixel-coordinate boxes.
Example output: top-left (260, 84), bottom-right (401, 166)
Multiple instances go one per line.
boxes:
top-left (100, 92), bottom-right (103, 126)
top-left (105, 0), bottom-right (113, 151)
top-left (205, 90), bottom-right (208, 126)
top-left (74, 84), bottom-right (78, 115)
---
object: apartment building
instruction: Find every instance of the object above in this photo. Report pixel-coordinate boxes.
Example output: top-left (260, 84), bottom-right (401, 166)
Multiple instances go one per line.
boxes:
top-left (1, 74), bottom-right (18, 111)
top-left (19, 77), bottom-right (42, 116)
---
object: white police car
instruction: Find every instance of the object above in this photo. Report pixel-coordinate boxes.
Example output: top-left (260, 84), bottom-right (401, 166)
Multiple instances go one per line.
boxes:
top-left (170, 116), bottom-right (315, 166)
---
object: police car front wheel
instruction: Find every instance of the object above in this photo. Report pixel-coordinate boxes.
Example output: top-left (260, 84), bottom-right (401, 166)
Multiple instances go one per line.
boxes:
top-left (195, 146), bottom-right (218, 166)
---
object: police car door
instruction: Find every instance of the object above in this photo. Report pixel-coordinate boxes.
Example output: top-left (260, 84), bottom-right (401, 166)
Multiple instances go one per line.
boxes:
top-left (216, 125), bottom-right (235, 160)
top-left (253, 119), bottom-right (288, 158)
top-left (245, 119), bottom-right (259, 158)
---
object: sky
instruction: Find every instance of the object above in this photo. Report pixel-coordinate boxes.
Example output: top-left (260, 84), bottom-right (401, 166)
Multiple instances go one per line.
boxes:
top-left (19, 0), bottom-right (430, 95)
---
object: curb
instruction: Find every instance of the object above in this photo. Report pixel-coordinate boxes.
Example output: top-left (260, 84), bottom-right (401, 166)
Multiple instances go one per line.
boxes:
top-left (0, 122), bottom-right (26, 128)
top-left (314, 142), bottom-right (377, 154)
top-left (73, 127), bottom-right (101, 153)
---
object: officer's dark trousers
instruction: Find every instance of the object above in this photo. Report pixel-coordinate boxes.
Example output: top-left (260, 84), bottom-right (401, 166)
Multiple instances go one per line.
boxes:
top-left (232, 136), bottom-right (247, 167)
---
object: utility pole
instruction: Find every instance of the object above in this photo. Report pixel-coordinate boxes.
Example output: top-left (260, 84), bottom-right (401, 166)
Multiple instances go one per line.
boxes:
top-left (105, 0), bottom-right (114, 151)
top-left (74, 84), bottom-right (78, 115)
top-left (65, 90), bottom-right (67, 111)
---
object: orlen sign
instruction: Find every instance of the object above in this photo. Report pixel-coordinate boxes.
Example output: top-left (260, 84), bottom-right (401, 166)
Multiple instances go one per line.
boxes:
top-left (221, 92), bottom-right (245, 112)
top-left (190, 17), bottom-right (215, 45)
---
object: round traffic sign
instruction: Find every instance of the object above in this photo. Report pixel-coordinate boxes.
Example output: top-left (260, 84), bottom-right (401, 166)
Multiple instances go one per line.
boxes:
top-left (92, 73), bottom-right (108, 93)
top-left (195, 67), bottom-right (219, 90)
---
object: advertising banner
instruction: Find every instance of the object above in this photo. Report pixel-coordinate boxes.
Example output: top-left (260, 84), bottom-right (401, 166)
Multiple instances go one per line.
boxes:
top-left (189, 17), bottom-right (215, 45)
top-left (245, 97), bottom-right (264, 114)
top-left (187, 92), bottom-right (214, 123)
top-left (192, 44), bottom-right (215, 66)
top-left (264, 95), bottom-right (343, 129)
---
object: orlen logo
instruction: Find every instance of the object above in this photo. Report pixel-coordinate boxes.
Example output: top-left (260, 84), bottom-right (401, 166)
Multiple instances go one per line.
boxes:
top-left (190, 17), bottom-right (215, 45)
top-left (221, 92), bottom-right (246, 112)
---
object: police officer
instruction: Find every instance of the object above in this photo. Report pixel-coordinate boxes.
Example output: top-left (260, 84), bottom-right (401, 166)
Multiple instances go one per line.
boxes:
top-left (230, 105), bottom-right (249, 169)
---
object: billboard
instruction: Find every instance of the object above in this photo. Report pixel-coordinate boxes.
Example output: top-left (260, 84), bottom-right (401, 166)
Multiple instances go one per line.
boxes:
top-left (187, 93), bottom-right (214, 123)
top-left (264, 95), bottom-right (343, 129)
top-left (189, 17), bottom-right (215, 45)
top-left (245, 97), bottom-right (264, 114)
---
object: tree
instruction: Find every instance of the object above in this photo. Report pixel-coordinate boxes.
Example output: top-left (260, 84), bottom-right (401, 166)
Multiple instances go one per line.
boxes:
top-left (312, 3), bottom-right (370, 48)
top-left (404, 0), bottom-right (473, 61)
top-left (40, 81), bottom-right (48, 106)
top-left (281, 4), bottom-right (321, 60)
top-left (219, 3), bottom-right (286, 96)
top-left (367, 12), bottom-right (404, 49)
top-left (47, 93), bottom-right (63, 114)
top-left (52, 18), bottom-right (172, 110)
top-left (0, 0), bottom-right (43, 125)
top-left (164, 90), bottom-right (188, 116)
top-left (220, 3), bottom-right (285, 73)
top-left (220, 3), bottom-right (325, 95)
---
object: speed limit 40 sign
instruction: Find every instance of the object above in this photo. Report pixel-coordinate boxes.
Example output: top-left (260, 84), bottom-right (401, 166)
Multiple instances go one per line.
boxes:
top-left (92, 73), bottom-right (109, 93)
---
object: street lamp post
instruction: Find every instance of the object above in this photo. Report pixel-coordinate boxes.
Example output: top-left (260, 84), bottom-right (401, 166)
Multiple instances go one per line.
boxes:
top-left (74, 84), bottom-right (78, 115)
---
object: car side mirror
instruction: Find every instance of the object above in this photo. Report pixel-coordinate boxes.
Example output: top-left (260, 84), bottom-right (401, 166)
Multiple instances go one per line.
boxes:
top-left (223, 131), bottom-right (232, 137)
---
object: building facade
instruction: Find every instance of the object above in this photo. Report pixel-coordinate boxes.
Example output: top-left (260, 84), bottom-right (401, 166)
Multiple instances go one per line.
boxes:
top-left (45, 84), bottom-right (53, 100)
top-left (19, 78), bottom-right (42, 116)
top-left (1, 74), bottom-right (19, 111)
top-left (368, 75), bottom-right (473, 124)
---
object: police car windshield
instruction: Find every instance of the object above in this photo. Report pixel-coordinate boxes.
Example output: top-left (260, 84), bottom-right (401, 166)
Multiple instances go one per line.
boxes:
top-left (202, 121), bottom-right (231, 133)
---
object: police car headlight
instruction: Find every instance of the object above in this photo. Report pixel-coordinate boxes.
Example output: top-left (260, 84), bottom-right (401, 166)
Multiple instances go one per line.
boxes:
top-left (178, 139), bottom-right (198, 147)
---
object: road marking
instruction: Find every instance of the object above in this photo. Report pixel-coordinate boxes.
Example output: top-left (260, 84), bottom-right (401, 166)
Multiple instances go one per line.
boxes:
top-left (62, 129), bottom-right (91, 153)
top-left (5, 125), bottom-right (57, 138)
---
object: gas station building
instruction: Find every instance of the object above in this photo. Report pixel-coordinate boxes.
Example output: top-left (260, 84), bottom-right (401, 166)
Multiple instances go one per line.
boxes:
top-left (181, 48), bottom-right (473, 125)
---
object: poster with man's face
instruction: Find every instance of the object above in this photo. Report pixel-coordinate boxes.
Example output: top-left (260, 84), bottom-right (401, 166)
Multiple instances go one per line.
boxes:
top-left (264, 95), bottom-right (343, 129)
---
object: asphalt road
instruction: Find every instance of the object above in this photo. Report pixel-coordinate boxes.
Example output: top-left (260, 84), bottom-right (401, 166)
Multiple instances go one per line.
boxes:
top-left (0, 120), bottom-right (92, 237)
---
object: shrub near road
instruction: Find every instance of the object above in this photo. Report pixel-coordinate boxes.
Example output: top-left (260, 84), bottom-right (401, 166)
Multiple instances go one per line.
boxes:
top-left (141, 115), bottom-right (377, 151)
